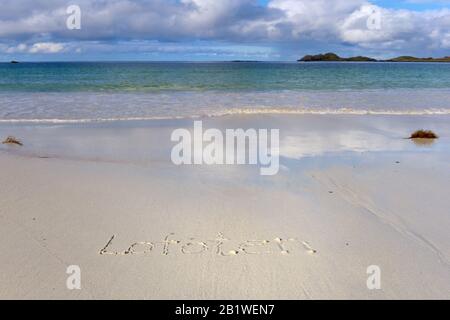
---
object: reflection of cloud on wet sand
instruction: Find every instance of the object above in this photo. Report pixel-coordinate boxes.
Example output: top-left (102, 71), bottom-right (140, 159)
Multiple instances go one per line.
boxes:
top-left (280, 130), bottom-right (405, 159)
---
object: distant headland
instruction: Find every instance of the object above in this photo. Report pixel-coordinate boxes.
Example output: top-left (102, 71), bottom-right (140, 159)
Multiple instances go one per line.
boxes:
top-left (230, 60), bottom-right (262, 63)
top-left (298, 52), bottom-right (450, 63)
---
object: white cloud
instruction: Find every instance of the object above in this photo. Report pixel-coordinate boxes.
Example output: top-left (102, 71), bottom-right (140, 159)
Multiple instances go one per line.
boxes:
top-left (28, 42), bottom-right (65, 53)
top-left (269, 0), bottom-right (450, 53)
top-left (269, 0), bottom-right (366, 38)
top-left (4, 43), bottom-right (28, 53)
top-left (2, 42), bottom-right (65, 54)
top-left (0, 0), bottom-right (449, 56)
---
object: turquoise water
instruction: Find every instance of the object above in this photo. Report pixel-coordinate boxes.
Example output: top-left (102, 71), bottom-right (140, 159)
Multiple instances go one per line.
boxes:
top-left (2, 62), bottom-right (450, 91)
top-left (1, 62), bottom-right (450, 121)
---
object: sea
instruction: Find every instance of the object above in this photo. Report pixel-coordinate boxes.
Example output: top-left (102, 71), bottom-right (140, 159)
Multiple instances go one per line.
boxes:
top-left (1, 61), bottom-right (450, 122)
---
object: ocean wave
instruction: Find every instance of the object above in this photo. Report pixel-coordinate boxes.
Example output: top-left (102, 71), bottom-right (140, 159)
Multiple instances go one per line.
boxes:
top-left (0, 115), bottom-right (194, 124)
top-left (0, 107), bottom-right (450, 124)
top-left (210, 107), bottom-right (450, 116)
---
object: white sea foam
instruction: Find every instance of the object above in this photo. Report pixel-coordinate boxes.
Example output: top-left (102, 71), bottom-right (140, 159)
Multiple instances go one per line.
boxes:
top-left (1, 107), bottom-right (449, 124)
top-left (209, 107), bottom-right (450, 116)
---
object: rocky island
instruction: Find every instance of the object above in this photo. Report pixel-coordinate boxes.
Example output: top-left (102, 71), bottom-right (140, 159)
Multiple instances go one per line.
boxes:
top-left (298, 53), bottom-right (376, 62)
top-left (298, 52), bottom-right (450, 63)
top-left (387, 56), bottom-right (450, 62)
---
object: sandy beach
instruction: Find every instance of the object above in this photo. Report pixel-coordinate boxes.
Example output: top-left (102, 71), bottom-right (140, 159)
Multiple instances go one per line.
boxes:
top-left (0, 114), bottom-right (449, 299)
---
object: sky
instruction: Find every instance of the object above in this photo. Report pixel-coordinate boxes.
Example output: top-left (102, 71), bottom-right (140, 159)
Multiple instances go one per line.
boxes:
top-left (1, 0), bottom-right (450, 61)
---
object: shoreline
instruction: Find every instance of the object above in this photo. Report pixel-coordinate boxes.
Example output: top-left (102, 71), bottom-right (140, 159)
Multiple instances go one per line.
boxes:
top-left (3, 88), bottom-right (450, 122)
top-left (1, 107), bottom-right (450, 124)
top-left (1, 114), bottom-right (449, 163)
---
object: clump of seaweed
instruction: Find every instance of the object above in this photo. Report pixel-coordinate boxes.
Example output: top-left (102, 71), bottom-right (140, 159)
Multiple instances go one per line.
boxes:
top-left (2, 136), bottom-right (23, 146)
top-left (409, 130), bottom-right (438, 139)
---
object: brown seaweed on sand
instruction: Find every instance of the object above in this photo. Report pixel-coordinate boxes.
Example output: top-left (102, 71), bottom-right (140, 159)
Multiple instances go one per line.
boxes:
top-left (2, 136), bottom-right (23, 146)
top-left (408, 130), bottom-right (438, 139)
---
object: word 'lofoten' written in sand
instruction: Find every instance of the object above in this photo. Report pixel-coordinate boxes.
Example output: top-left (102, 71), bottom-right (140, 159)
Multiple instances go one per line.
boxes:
top-left (99, 233), bottom-right (317, 256)
top-left (171, 121), bottom-right (280, 176)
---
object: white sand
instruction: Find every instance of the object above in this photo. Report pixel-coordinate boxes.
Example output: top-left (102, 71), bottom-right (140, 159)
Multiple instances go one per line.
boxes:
top-left (0, 115), bottom-right (449, 299)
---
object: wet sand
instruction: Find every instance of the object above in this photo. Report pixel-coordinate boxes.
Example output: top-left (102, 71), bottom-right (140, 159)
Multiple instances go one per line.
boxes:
top-left (0, 114), bottom-right (449, 299)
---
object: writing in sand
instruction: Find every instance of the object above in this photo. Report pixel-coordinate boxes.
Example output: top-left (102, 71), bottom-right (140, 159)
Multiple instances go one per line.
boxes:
top-left (99, 233), bottom-right (317, 256)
